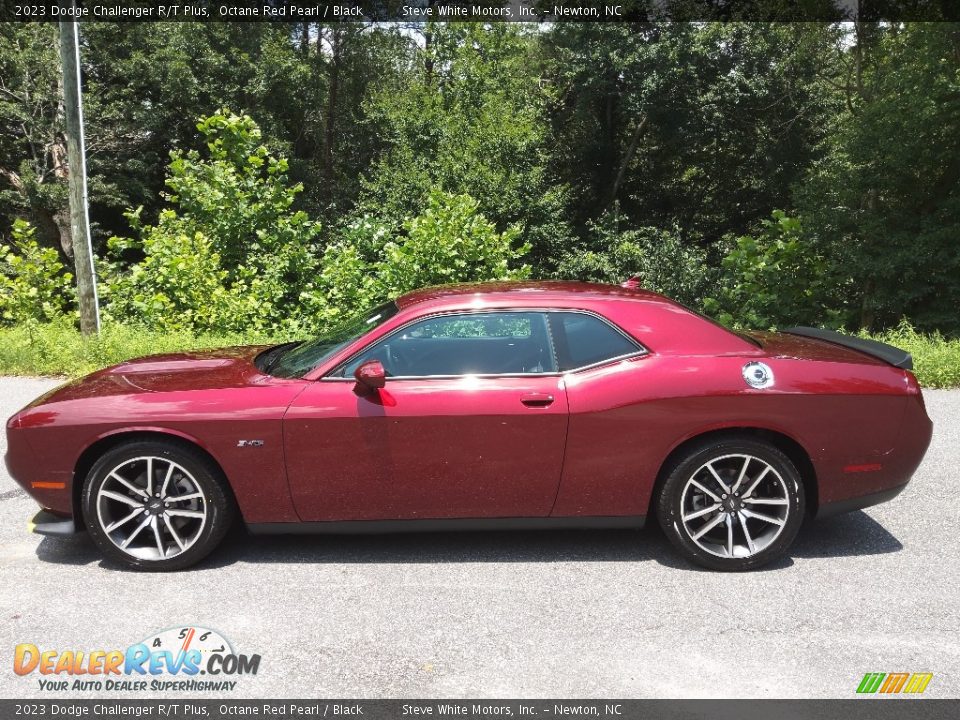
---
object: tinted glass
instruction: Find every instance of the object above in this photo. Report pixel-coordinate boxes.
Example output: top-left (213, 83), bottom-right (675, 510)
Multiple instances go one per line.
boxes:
top-left (341, 312), bottom-right (556, 377)
top-left (552, 312), bottom-right (641, 370)
top-left (269, 302), bottom-right (400, 378)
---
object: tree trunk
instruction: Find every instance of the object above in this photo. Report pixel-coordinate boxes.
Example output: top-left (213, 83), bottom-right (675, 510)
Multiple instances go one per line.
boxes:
top-left (49, 131), bottom-right (75, 260)
top-left (322, 28), bottom-right (342, 204)
top-left (53, 206), bottom-right (73, 260)
top-left (423, 18), bottom-right (435, 83)
top-left (859, 278), bottom-right (875, 330)
top-left (859, 185), bottom-right (879, 330)
top-left (300, 23), bottom-right (310, 56)
top-left (609, 114), bottom-right (647, 206)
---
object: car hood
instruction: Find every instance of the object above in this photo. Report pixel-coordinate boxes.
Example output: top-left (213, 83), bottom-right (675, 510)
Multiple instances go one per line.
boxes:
top-left (32, 345), bottom-right (274, 405)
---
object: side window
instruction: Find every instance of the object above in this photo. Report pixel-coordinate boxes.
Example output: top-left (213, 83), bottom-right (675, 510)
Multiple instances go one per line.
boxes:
top-left (340, 312), bottom-right (557, 377)
top-left (550, 312), bottom-right (642, 371)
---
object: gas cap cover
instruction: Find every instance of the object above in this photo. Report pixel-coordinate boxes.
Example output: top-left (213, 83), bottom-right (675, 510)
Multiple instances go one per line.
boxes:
top-left (743, 361), bottom-right (774, 389)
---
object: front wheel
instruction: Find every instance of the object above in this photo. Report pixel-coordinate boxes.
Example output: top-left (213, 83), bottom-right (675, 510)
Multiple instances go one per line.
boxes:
top-left (82, 440), bottom-right (235, 571)
top-left (656, 438), bottom-right (805, 571)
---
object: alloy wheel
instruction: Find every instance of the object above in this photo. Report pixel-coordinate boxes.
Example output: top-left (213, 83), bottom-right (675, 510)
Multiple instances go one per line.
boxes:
top-left (95, 456), bottom-right (208, 561)
top-left (679, 453), bottom-right (790, 559)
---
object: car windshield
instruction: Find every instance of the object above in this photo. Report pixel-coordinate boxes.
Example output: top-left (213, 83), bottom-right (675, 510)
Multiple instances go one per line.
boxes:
top-left (267, 302), bottom-right (400, 378)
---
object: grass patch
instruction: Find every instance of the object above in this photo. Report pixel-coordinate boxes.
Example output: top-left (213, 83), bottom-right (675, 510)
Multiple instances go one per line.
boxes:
top-left (0, 320), bottom-right (282, 378)
top-left (0, 320), bottom-right (957, 388)
top-left (865, 322), bottom-right (960, 389)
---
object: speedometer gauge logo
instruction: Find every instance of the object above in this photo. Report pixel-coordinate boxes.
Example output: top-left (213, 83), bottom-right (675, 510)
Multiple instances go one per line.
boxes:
top-left (142, 625), bottom-right (233, 659)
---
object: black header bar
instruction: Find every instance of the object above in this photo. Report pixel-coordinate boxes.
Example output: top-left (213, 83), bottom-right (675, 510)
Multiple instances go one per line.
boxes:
top-left (2, 0), bottom-right (959, 23)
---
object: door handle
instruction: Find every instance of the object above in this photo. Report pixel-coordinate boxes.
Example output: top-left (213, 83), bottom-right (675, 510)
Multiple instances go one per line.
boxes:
top-left (521, 393), bottom-right (555, 407)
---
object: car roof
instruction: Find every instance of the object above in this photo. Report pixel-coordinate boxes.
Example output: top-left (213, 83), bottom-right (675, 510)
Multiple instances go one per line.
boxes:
top-left (394, 281), bottom-right (669, 309)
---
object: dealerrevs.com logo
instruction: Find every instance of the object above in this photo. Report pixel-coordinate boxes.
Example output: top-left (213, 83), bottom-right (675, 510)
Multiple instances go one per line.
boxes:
top-left (13, 626), bottom-right (260, 693)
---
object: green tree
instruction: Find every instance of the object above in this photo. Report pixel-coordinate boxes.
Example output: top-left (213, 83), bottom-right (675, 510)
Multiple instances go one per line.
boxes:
top-left (0, 219), bottom-right (75, 325)
top-left (0, 25), bottom-right (72, 259)
top-left (314, 189), bottom-right (529, 327)
top-left (105, 110), bottom-right (322, 333)
top-left (542, 23), bottom-right (837, 250)
top-left (357, 23), bottom-right (571, 267)
top-left (73, 23), bottom-right (406, 245)
top-left (798, 23), bottom-right (960, 332)
top-left (704, 211), bottom-right (843, 329)
top-left (554, 208), bottom-right (717, 307)
top-left (79, 23), bottom-right (304, 244)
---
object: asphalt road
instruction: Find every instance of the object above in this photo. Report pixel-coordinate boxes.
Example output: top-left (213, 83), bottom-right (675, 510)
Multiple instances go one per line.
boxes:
top-left (0, 376), bottom-right (957, 699)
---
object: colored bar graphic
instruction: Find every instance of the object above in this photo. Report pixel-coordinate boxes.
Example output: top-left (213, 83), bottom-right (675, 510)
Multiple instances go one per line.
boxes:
top-left (857, 672), bottom-right (933, 694)
top-left (880, 673), bottom-right (910, 693)
top-left (857, 673), bottom-right (886, 693)
top-left (903, 673), bottom-right (933, 694)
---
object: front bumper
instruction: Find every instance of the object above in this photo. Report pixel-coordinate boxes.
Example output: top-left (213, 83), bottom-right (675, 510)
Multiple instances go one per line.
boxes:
top-left (5, 425), bottom-right (75, 517)
top-left (29, 509), bottom-right (82, 537)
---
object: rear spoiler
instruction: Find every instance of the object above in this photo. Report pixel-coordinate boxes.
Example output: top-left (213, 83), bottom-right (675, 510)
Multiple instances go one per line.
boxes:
top-left (782, 326), bottom-right (913, 371)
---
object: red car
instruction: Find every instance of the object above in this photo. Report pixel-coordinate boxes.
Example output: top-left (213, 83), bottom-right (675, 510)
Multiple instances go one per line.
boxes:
top-left (6, 281), bottom-right (932, 571)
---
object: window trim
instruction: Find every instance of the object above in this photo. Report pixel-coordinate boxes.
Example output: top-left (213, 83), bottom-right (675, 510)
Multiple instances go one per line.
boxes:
top-left (548, 310), bottom-right (648, 373)
top-left (321, 308), bottom-right (649, 382)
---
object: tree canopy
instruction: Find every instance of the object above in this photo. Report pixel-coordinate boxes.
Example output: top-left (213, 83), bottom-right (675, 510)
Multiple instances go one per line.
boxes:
top-left (1, 21), bottom-right (959, 335)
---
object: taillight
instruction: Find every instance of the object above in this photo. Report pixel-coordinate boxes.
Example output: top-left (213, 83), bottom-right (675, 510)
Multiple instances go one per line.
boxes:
top-left (904, 371), bottom-right (926, 411)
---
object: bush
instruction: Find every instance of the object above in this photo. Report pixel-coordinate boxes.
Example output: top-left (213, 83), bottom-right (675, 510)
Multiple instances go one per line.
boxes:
top-left (104, 110), bottom-right (322, 334)
top-left (864, 321), bottom-right (960, 389)
top-left (554, 211), bottom-right (716, 308)
top-left (704, 211), bottom-right (845, 330)
top-left (314, 189), bottom-right (530, 326)
top-left (103, 114), bottom-right (531, 337)
top-left (0, 319), bottom-right (279, 378)
top-left (0, 219), bottom-right (76, 325)
top-left (379, 190), bottom-right (529, 295)
top-left (102, 222), bottom-right (237, 332)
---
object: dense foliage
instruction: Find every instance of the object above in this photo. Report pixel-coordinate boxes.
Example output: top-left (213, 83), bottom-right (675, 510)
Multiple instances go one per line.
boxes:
top-left (103, 110), bottom-right (324, 333)
top-left (1, 21), bottom-right (959, 339)
top-left (0, 219), bottom-right (75, 324)
top-left (316, 189), bottom-right (528, 328)
top-left (704, 211), bottom-right (843, 330)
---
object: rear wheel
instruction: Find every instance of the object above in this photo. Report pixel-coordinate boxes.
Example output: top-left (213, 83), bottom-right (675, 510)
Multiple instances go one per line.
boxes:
top-left (656, 438), bottom-right (805, 571)
top-left (82, 440), bottom-right (234, 571)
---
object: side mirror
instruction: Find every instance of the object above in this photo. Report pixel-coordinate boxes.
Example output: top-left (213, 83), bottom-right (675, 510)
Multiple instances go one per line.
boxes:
top-left (353, 359), bottom-right (386, 392)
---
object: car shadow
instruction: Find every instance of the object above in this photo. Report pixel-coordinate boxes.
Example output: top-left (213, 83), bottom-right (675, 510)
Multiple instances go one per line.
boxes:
top-left (34, 510), bottom-right (902, 573)
top-left (793, 511), bottom-right (904, 559)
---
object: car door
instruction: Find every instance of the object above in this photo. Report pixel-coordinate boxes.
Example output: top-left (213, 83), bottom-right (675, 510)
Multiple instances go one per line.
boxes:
top-left (283, 310), bottom-right (569, 521)
top-left (545, 311), bottom-right (652, 518)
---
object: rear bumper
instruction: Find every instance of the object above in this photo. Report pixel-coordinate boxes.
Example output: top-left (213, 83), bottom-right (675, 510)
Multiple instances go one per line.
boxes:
top-left (815, 482), bottom-right (908, 519)
top-left (814, 387), bottom-right (931, 518)
top-left (29, 509), bottom-right (82, 537)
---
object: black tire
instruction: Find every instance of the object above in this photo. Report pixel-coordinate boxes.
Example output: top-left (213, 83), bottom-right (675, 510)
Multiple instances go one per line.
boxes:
top-left (656, 437), bottom-right (805, 571)
top-left (82, 440), bottom-right (235, 571)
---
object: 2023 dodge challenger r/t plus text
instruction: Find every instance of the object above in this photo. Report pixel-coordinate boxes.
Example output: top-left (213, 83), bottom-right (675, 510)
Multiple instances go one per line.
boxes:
top-left (6, 282), bottom-right (932, 571)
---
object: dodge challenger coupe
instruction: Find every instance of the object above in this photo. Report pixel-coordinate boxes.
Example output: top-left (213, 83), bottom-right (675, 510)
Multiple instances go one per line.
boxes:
top-left (6, 281), bottom-right (932, 571)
